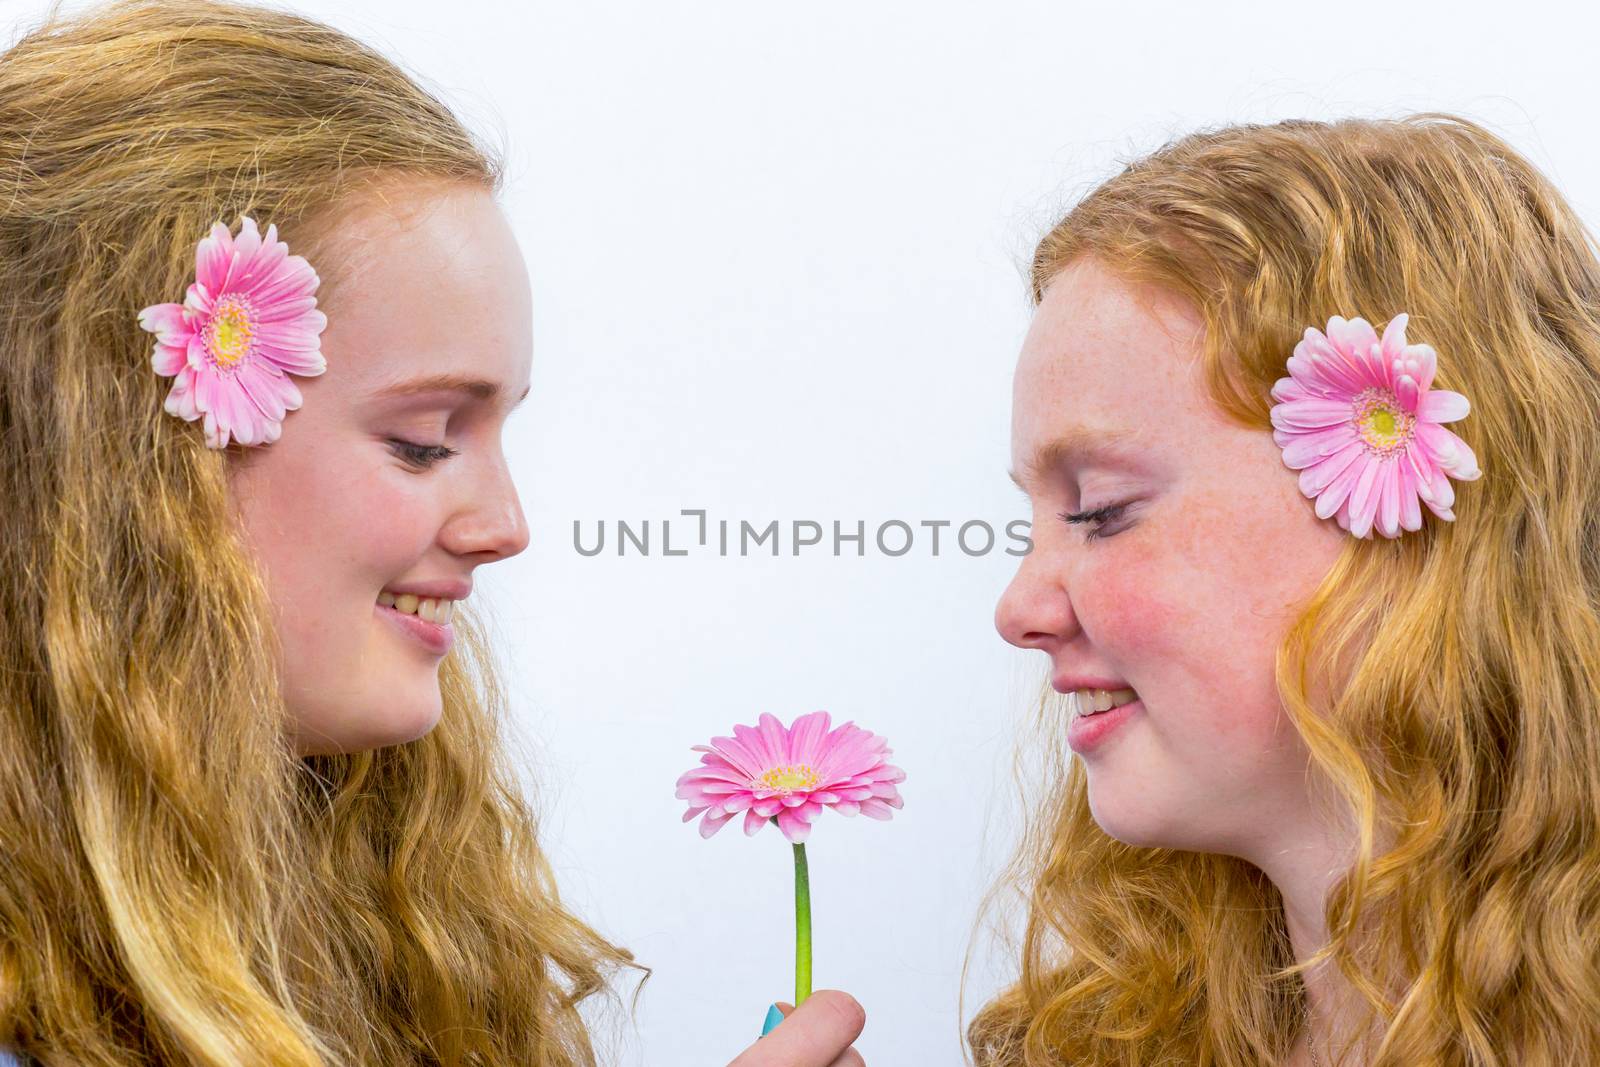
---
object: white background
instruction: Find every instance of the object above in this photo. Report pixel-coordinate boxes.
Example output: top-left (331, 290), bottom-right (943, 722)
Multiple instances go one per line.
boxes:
top-left (10, 1), bottom-right (1600, 1064)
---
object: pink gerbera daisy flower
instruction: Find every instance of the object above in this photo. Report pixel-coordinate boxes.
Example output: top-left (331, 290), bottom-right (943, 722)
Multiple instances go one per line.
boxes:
top-left (137, 214), bottom-right (328, 450)
top-left (676, 711), bottom-right (905, 844)
top-left (1269, 313), bottom-right (1482, 540)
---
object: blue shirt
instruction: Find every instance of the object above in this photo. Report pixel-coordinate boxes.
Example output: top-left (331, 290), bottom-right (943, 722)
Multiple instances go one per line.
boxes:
top-left (0, 1047), bottom-right (25, 1065)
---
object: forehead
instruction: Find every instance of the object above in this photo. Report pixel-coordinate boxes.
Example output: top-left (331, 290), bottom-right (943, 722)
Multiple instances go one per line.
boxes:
top-left (313, 185), bottom-right (532, 401)
top-left (1010, 258), bottom-right (1206, 487)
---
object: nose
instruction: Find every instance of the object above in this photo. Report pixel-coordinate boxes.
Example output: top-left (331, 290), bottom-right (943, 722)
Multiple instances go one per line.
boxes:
top-left (443, 451), bottom-right (531, 561)
top-left (995, 548), bottom-right (1072, 652)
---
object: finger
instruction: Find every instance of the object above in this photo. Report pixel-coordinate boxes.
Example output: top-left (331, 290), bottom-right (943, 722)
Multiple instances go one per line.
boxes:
top-left (792, 990), bottom-right (864, 1043)
top-left (729, 990), bottom-right (865, 1066)
top-left (825, 1048), bottom-right (866, 1067)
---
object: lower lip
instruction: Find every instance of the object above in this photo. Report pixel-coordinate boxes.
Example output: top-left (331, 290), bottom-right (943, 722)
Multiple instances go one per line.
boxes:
top-left (1067, 698), bottom-right (1141, 753)
top-left (376, 602), bottom-right (453, 655)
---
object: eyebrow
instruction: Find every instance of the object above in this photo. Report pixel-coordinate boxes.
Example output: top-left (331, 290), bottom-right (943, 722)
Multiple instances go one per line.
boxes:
top-left (1008, 426), bottom-right (1147, 492)
top-left (367, 373), bottom-right (531, 410)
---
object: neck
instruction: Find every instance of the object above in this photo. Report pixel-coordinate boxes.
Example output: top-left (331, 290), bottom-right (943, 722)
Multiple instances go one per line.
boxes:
top-left (1243, 786), bottom-right (1389, 1066)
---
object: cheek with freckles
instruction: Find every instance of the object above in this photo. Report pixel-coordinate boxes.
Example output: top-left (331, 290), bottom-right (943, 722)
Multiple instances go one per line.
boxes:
top-left (1091, 493), bottom-right (1292, 750)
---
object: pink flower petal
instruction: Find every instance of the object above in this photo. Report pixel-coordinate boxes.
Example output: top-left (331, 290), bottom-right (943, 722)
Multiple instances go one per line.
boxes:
top-left (1407, 343), bottom-right (1438, 394)
top-left (1418, 389), bottom-right (1470, 424)
top-left (699, 808), bottom-right (736, 839)
top-left (247, 256), bottom-right (319, 308)
top-left (1294, 335), bottom-right (1366, 396)
top-left (1378, 312), bottom-right (1410, 364)
top-left (252, 300), bottom-right (322, 333)
top-left (775, 807), bottom-right (811, 843)
top-left (162, 365), bottom-right (200, 420)
top-left (1274, 422), bottom-right (1355, 464)
top-left (757, 713), bottom-right (790, 765)
top-left (224, 218), bottom-right (265, 286)
top-left (858, 798), bottom-right (896, 821)
top-left (1270, 398), bottom-right (1356, 431)
top-left (233, 362), bottom-right (298, 423)
top-left (234, 223), bottom-right (291, 297)
top-left (1271, 374), bottom-right (1313, 405)
top-left (150, 342), bottom-right (188, 378)
top-left (787, 711), bottom-right (832, 762)
top-left (1347, 456), bottom-right (1383, 539)
top-left (1377, 458), bottom-right (1401, 539)
top-left (730, 723), bottom-right (772, 770)
top-left (213, 374), bottom-right (267, 447)
top-left (1298, 438), bottom-right (1366, 499)
top-left (185, 332), bottom-right (209, 373)
top-left (1328, 315), bottom-right (1380, 362)
top-left (194, 221), bottom-right (235, 292)
top-left (684, 779), bottom-right (745, 796)
top-left (183, 281), bottom-right (214, 321)
top-left (1414, 422), bottom-right (1468, 498)
top-left (1397, 462), bottom-right (1424, 532)
top-left (721, 794), bottom-right (757, 814)
top-left (677, 764), bottom-right (748, 786)
top-left (200, 410), bottom-right (224, 450)
top-left (137, 302), bottom-right (192, 347)
top-left (252, 341), bottom-right (326, 377)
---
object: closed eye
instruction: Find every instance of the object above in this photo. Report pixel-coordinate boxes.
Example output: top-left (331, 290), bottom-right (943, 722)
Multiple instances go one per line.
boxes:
top-left (1058, 501), bottom-right (1129, 542)
top-left (389, 439), bottom-right (460, 470)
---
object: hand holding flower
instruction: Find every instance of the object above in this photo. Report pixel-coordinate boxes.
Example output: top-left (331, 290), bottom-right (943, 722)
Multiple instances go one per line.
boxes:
top-left (724, 990), bottom-right (867, 1067)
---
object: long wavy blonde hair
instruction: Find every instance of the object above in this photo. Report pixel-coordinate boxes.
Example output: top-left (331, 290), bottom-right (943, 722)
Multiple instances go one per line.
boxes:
top-left (966, 114), bottom-right (1600, 1066)
top-left (0, 1), bottom-right (641, 1064)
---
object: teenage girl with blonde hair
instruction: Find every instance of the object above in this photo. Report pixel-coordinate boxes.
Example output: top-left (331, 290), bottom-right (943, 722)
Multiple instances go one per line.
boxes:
top-left (0, 1), bottom-right (864, 1064)
top-left (975, 114), bottom-right (1600, 1066)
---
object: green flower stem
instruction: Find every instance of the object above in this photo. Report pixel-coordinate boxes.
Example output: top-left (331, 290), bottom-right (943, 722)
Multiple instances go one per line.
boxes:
top-left (793, 841), bottom-right (812, 1007)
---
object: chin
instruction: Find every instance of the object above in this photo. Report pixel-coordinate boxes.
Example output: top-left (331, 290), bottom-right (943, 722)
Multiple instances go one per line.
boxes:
top-left (1085, 786), bottom-right (1180, 850)
top-left (292, 700), bottom-right (443, 756)
top-left (373, 704), bottom-right (444, 750)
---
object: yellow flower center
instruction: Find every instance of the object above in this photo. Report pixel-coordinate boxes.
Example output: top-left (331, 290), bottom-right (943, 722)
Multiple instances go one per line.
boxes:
top-left (1352, 387), bottom-right (1414, 458)
top-left (205, 297), bottom-right (255, 369)
top-left (757, 764), bottom-right (820, 793)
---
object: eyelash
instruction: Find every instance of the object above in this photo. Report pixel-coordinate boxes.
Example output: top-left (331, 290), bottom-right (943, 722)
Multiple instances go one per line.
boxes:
top-left (389, 439), bottom-right (460, 469)
top-left (1058, 502), bottom-right (1130, 541)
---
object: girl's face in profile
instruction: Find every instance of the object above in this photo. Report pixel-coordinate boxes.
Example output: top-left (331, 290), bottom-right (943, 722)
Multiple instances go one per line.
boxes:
top-left (226, 183), bottom-right (533, 755)
top-left (996, 257), bottom-right (1350, 863)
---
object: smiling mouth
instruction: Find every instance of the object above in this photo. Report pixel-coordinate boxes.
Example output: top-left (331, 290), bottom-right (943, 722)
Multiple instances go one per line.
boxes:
top-left (1066, 687), bottom-right (1139, 716)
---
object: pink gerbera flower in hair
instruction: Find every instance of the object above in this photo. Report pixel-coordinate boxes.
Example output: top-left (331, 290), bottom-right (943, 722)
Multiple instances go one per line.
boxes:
top-left (137, 214), bottom-right (328, 449)
top-left (677, 711), bottom-right (905, 844)
top-left (1269, 313), bottom-right (1482, 540)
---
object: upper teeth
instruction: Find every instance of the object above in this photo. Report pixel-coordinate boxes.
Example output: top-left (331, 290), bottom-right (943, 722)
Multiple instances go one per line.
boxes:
top-left (1068, 687), bottom-right (1138, 715)
top-left (377, 591), bottom-right (457, 624)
